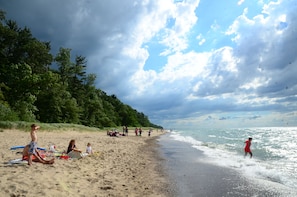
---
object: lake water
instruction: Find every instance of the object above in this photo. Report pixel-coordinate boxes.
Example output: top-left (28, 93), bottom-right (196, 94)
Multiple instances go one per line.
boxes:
top-left (159, 127), bottom-right (297, 196)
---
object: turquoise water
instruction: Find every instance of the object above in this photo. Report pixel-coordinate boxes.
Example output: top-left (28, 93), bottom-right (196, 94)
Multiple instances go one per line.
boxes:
top-left (167, 127), bottom-right (297, 193)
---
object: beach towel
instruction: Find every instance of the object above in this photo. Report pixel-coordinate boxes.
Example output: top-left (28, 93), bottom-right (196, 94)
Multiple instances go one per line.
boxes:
top-left (67, 151), bottom-right (83, 159)
top-left (7, 158), bottom-right (28, 165)
top-left (67, 151), bottom-right (88, 159)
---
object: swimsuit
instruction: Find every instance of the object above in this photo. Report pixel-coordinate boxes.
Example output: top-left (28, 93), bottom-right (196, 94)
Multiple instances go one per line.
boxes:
top-left (244, 140), bottom-right (251, 153)
top-left (67, 144), bottom-right (76, 154)
top-left (22, 155), bottom-right (37, 160)
top-left (29, 141), bottom-right (37, 155)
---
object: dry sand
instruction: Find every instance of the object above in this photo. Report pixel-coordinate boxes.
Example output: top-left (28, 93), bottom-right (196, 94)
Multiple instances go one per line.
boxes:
top-left (0, 128), bottom-right (174, 197)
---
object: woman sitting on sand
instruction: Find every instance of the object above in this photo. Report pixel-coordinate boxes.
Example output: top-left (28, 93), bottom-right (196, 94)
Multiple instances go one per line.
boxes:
top-left (67, 139), bottom-right (82, 154)
top-left (22, 145), bottom-right (54, 164)
top-left (67, 139), bottom-right (85, 159)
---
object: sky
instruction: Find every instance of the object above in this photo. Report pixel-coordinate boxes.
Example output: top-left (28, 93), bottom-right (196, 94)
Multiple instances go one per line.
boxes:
top-left (1, 0), bottom-right (297, 129)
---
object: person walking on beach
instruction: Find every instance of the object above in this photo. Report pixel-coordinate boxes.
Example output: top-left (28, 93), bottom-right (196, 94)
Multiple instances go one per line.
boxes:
top-left (27, 124), bottom-right (54, 165)
top-left (122, 126), bottom-right (126, 135)
top-left (135, 127), bottom-right (138, 136)
top-left (139, 127), bottom-right (142, 136)
top-left (244, 137), bottom-right (253, 158)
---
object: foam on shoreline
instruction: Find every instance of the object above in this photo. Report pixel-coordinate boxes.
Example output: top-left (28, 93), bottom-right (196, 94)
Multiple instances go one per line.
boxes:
top-left (158, 134), bottom-right (284, 197)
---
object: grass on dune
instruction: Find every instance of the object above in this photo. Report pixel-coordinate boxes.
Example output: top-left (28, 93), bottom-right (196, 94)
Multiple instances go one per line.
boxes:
top-left (0, 121), bottom-right (101, 132)
top-left (0, 121), bottom-right (157, 133)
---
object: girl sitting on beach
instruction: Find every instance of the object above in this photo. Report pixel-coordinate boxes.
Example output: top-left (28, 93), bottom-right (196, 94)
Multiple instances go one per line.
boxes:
top-left (67, 139), bottom-right (82, 154)
top-left (86, 142), bottom-right (93, 154)
top-left (67, 139), bottom-right (84, 159)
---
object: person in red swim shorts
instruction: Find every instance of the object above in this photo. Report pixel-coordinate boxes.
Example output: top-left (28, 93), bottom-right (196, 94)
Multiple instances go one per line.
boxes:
top-left (244, 137), bottom-right (253, 158)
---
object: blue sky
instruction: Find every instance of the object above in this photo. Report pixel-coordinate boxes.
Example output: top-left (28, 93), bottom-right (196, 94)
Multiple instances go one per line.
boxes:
top-left (1, 0), bottom-right (297, 128)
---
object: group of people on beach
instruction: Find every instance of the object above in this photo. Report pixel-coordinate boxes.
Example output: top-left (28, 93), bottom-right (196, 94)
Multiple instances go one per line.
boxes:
top-left (107, 127), bottom-right (154, 137)
top-left (21, 124), bottom-right (54, 165)
top-left (106, 126), bottom-right (129, 137)
top-left (134, 127), bottom-right (142, 136)
top-left (107, 129), bottom-right (127, 137)
top-left (134, 127), bottom-right (153, 137)
top-left (22, 124), bottom-right (93, 165)
top-left (22, 123), bottom-right (252, 166)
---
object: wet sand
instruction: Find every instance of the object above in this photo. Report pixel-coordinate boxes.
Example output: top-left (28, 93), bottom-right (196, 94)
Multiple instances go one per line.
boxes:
top-left (158, 134), bottom-right (281, 197)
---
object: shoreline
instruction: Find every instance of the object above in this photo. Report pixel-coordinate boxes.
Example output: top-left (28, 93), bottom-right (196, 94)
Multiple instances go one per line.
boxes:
top-left (0, 129), bottom-right (174, 197)
top-left (158, 134), bottom-right (282, 197)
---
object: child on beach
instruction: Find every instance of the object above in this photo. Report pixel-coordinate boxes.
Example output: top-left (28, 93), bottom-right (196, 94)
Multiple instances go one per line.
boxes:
top-left (244, 137), bottom-right (253, 158)
top-left (86, 142), bottom-right (93, 154)
top-left (67, 139), bottom-right (84, 159)
top-left (26, 124), bottom-right (54, 165)
top-left (67, 139), bottom-right (82, 154)
top-left (49, 144), bottom-right (56, 152)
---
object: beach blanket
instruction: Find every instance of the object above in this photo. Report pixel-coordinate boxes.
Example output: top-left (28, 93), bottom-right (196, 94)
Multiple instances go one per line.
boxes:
top-left (10, 145), bottom-right (46, 151)
top-left (67, 151), bottom-right (88, 159)
top-left (7, 158), bottom-right (28, 165)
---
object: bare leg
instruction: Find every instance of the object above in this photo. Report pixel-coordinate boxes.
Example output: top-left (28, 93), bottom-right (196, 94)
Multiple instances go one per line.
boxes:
top-left (32, 154), bottom-right (54, 164)
top-left (24, 146), bottom-right (55, 165)
top-left (28, 154), bottom-right (33, 165)
top-left (34, 150), bottom-right (55, 164)
top-left (22, 145), bottom-right (33, 165)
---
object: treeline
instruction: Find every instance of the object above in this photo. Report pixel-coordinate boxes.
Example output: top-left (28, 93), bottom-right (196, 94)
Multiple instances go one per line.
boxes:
top-left (0, 11), bottom-right (162, 129)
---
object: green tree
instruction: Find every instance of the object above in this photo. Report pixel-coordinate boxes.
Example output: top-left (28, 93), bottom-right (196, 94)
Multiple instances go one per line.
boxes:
top-left (0, 10), bottom-right (162, 128)
top-left (80, 88), bottom-right (104, 127)
top-left (35, 71), bottom-right (80, 123)
top-left (0, 12), bottom-right (52, 121)
top-left (2, 63), bottom-right (39, 120)
top-left (0, 82), bottom-right (18, 121)
top-left (55, 47), bottom-right (72, 86)
top-left (68, 55), bottom-right (87, 107)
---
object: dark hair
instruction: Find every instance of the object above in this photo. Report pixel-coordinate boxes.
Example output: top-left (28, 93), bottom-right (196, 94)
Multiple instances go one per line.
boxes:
top-left (249, 137), bottom-right (253, 140)
top-left (67, 139), bottom-right (76, 154)
top-left (69, 139), bottom-right (75, 145)
top-left (31, 124), bottom-right (37, 128)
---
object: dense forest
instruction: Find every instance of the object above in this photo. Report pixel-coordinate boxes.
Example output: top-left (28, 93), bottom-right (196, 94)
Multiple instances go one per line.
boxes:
top-left (0, 10), bottom-right (162, 129)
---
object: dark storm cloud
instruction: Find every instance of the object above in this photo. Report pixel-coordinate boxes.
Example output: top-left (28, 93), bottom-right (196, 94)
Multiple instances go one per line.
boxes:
top-left (1, 0), bottom-right (297, 128)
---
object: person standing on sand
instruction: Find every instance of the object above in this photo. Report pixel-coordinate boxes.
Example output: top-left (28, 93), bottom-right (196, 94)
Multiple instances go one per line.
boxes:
top-left (148, 129), bottom-right (152, 137)
top-left (244, 137), bottom-right (253, 158)
top-left (122, 126), bottom-right (126, 135)
top-left (27, 124), bottom-right (54, 165)
top-left (125, 126), bottom-right (128, 136)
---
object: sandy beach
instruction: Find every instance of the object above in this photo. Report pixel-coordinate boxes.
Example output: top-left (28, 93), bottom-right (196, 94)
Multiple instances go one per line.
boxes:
top-left (0, 128), bottom-right (174, 197)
